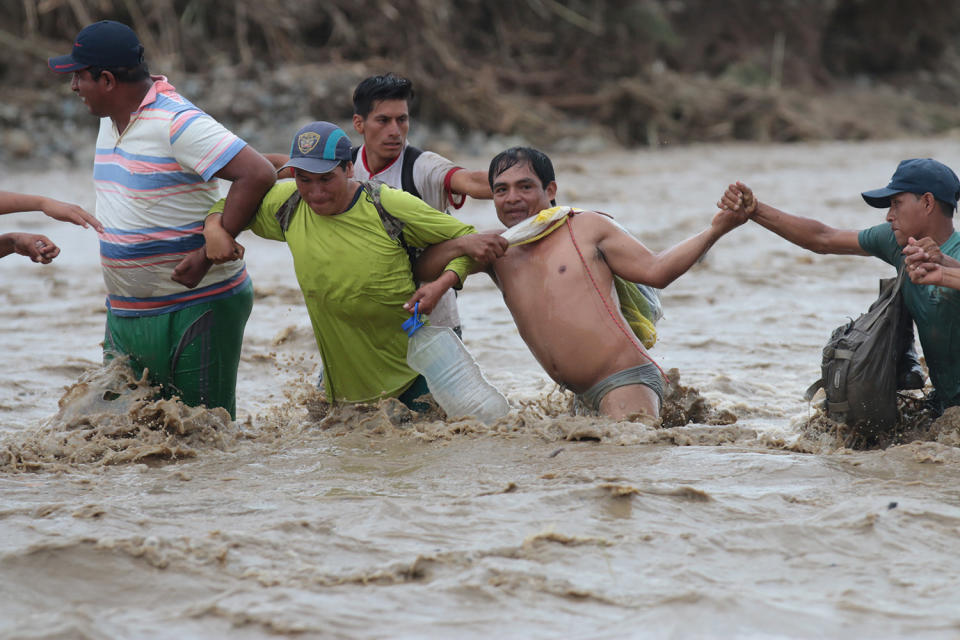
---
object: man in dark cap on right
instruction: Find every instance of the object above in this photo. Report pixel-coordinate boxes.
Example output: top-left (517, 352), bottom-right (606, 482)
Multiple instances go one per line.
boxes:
top-left (720, 158), bottom-right (960, 415)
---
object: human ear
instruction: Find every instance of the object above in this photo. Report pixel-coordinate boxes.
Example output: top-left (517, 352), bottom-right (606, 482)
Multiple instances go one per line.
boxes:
top-left (546, 180), bottom-right (558, 202)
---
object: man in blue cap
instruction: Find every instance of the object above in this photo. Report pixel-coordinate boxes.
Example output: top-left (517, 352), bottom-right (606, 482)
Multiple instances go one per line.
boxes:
top-left (719, 158), bottom-right (960, 415)
top-left (202, 121), bottom-right (493, 409)
top-left (48, 20), bottom-right (277, 419)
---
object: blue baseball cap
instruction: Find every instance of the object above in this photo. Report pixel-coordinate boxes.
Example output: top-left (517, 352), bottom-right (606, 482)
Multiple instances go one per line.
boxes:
top-left (48, 20), bottom-right (144, 73)
top-left (281, 122), bottom-right (353, 174)
top-left (861, 158), bottom-right (960, 209)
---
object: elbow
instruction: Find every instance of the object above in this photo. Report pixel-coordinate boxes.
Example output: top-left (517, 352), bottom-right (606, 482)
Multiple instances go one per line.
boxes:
top-left (256, 162), bottom-right (278, 191)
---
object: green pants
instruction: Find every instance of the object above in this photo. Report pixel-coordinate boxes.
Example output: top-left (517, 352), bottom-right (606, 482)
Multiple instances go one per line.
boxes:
top-left (104, 281), bottom-right (253, 419)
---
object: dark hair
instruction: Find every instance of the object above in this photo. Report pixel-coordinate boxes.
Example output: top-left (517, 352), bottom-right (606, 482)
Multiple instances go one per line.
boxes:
top-left (353, 73), bottom-right (414, 117)
top-left (936, 199), bottom-right (955, 218)
top-left (89, 61), bottom-right (150, 83)
top-left (488, 146), bottom-right (556, 191)
top-left (488, 147), bottom-right (557, 207)
top-left (908, 192), bottom-right (955, 218)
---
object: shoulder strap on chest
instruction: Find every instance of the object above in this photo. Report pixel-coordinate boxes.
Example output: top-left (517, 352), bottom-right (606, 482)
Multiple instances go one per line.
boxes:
top-left (361, 179), bottom-right (423, 269)
top-left (274, 189), bottom-right (301, 233)
top-left (401, 145), bottom-right (423, 199)
top-left (360, 179), bottom-right (406, 245)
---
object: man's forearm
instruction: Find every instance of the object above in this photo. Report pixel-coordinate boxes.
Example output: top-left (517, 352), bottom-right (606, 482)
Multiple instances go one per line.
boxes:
top-left (752, 203), bottom-right (827, 251)
top-left (220, 178), bottom-right (270, 237)
top-left (646, 227), bottom-right (721, 288)
top-left (0, 233), bottom-right (15, 257)
top-left (450, 170), bottom-right (493, 200)
top-left (414, 237), bottom-right (467, 282)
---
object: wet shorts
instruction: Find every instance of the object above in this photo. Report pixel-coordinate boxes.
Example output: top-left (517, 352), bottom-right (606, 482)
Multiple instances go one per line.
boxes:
top-left (575, 363), bottom-right (665, 415)
top-left (103, 281), bottom-right (253, 420)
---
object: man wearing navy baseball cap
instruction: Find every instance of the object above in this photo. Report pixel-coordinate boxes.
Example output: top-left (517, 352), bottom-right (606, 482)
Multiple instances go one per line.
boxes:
top-left (718, 158), bottom-right (960, 417)
top-left (47, 20), bottom-right (276, 419)
top-left (201, 121), bottom-right (493, 411)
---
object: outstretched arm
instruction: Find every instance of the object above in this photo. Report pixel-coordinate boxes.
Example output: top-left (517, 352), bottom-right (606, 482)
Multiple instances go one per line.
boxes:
top-left (448, 169), bottom-right (493, 200)
top-left (719, 181), bottom-right (865, 255)
top-left (595, 208), bottom-right (749, 288)
top-left (0, 232), bottom-right (60, 262)
top-left (0, 191), bottom-right (102, 232)
top-left (412, 232), bottom-right (507, 282)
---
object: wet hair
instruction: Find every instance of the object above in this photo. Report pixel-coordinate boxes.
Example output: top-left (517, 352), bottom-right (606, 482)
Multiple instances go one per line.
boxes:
top-left (353, 73), bottom-right (414, 118)
top-left (89, 61), bottom-right (150, 83)
top-left (488, 147), bottom-right (557, 205)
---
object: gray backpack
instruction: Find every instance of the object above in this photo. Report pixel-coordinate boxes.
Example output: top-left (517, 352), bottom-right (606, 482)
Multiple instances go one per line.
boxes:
top-left (805, 268), bottom-right (921, 441)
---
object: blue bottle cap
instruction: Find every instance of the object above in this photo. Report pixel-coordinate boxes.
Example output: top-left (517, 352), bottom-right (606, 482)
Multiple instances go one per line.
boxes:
top-left (402, 302), bottom-right (425, 337)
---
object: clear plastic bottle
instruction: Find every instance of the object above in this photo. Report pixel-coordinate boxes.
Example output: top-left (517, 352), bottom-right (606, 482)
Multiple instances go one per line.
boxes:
top-left (403, 306), bottom-right (510, 424)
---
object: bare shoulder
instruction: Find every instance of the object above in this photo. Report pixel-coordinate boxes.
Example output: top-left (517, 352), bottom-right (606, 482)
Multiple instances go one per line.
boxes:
top-left (571, 210), bottom-right (626, 238)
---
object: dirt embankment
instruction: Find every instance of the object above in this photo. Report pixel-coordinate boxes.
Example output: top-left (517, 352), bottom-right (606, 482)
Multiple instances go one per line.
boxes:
top-left (4, 0), bottom-right (960, 166)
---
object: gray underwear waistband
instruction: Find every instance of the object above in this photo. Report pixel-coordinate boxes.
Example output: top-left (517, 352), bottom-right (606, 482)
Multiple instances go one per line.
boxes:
top-left (577, 363), bottom-right (665, 414)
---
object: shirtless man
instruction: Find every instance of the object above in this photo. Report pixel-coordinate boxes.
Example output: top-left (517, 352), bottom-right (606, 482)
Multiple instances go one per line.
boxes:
top-left (416, 147), bottom-right (748, 420)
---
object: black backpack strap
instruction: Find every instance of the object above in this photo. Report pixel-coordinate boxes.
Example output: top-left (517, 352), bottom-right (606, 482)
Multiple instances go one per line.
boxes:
top-left (401, 145), bottom-right (423, 200)
top-left (360, 179), bottom-right (423, 275)
top-left (274, 189), bottom-right (301, 236)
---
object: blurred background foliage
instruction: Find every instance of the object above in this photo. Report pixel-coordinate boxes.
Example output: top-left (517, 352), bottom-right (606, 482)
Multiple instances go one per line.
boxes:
top-left (3, 0), bottom-right (960, 156)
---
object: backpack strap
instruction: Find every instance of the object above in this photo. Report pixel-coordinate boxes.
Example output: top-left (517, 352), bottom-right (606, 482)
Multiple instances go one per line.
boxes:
top-left (401, 145), bottom-right (423, 200)
top-left (360, 179), bottom-right (405, 244)
top-left (274, 189), bottom-right (301, 236)
top-left (359, 180), bottom-right (422, 270)
top-left (803, 378), bottom-right (823, 401)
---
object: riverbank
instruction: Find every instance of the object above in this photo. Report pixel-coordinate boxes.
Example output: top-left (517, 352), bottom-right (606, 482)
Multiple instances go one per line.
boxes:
top-left (6, 59), bottom-right (960, 172)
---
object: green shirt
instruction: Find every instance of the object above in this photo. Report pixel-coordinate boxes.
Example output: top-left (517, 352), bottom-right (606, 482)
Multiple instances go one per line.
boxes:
top-left (859, 223), bottom-right (960, 411)
top-left (227, 181), bottom-right (476, 403)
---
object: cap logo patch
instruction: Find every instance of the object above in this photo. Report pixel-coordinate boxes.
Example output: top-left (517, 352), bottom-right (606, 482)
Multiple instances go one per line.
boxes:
top-left (297, 132), bottom-right (321, 155)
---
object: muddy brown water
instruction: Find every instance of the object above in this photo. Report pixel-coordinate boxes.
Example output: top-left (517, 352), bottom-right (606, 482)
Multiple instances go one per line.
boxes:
top-left (3, 139), bottom-right (960, 639)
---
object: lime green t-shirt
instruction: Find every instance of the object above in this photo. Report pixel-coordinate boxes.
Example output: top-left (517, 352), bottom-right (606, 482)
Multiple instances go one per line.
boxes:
top-left (229, 181), bottom-right (476, 403)
top-left (858, 223), bottom-right (960, 411)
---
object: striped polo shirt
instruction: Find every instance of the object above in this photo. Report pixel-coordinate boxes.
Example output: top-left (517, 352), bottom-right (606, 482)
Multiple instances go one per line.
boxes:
top-left (94, 76), bottom-right (249, 317)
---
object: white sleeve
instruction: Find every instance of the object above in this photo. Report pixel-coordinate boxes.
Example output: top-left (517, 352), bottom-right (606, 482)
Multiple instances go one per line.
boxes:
top-left (412, 151), bottom-right (461, 213)
top-left (169, 108), bottom-right (246, 180)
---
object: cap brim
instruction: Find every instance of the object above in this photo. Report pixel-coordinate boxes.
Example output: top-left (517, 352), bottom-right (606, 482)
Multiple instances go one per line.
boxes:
top-left (280, 157), bottom-right (340, 174)
top-left (48, 54), bottom-right (89, 73)
top-left (861, 187), bottom-right (900, 208)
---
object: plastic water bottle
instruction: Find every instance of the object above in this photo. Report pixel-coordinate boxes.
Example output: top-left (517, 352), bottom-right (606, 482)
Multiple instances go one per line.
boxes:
top-left (402, 304), bottom-right (510, 424)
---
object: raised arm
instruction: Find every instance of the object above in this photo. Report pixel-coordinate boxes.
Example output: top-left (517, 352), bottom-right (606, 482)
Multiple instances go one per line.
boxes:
top-left (720, 181), bottom-right (865, 255)
top-left (594, 208), bottom-right (748, 288)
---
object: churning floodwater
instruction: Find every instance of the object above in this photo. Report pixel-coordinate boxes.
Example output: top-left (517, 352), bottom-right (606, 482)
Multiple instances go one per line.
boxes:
top-left (3, 138), bottom-right (960, 639)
